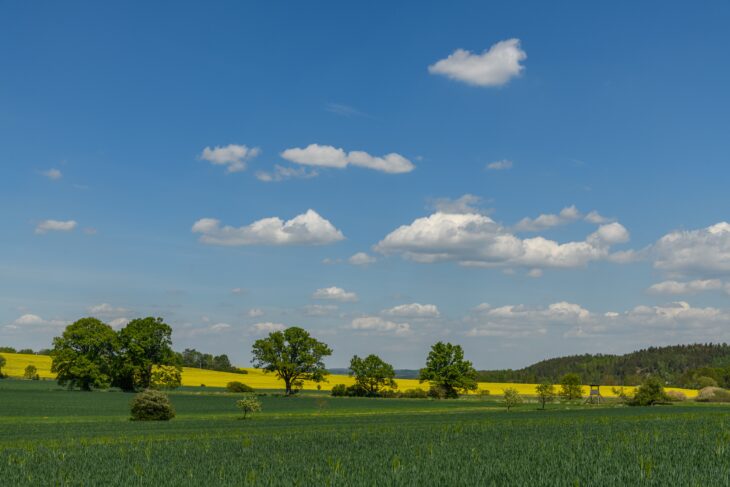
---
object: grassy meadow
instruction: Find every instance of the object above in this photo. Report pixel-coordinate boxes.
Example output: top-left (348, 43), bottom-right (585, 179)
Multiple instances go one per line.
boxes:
top-left (1, 379), bottom-right (729, 486)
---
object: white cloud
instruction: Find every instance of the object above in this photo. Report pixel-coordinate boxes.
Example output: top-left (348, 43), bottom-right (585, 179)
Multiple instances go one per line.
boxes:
top-left (304, 304), bottom-right (338, 316)
top-left (514, 206), bottom-right (581, 232)
top-left (312, 286), bottom-right (358, 302)
top-left (192, 209), bottom-right (344, 246)
top-left (528, 268), bottom-right (543, 278)
top-left (255, 165), bottom-right (318, 182)
top-left (87, 303), bottom-right (128, 317)
top-left (210, 323), bottom-right (232, 332)
top-left (430, 194), bottom-right (487, 215)
top-left (251, 322), bottom-right (286, 333)
top-left (486, 160), bottom-right (513, 171)
top-left (11, 314), bottom-right (66, 328)
top-left (247, 308), bottom-right (264, 318)
top-left (383, 303), bottom-right (440, 318)
top-left (348, 252), bottom-right (376, 266)
top-left (108, 318), bottom-right (129, 329)
top-left (281, 144), bottom-right (414, 174)
top-left (200, 144), bottom-right (260, 173)
top-left (375, 211), bottom-right (629, 270)
top-left (351, 316), bottom-right (411, 335)
top-left (428, 38), bottom-right (526, 87)
top-left (41, 168), bottom-right (62, 180)
top-left (35, 219), bottom-right (77, 234)
top-left (231, 288), bottom-right (247, 295)
top-left (585, 211), bottom-right (612, 224)
top-left (653, 222), bottom-right (730, 276)
top-left (648, 279), bottom-right (723, 295)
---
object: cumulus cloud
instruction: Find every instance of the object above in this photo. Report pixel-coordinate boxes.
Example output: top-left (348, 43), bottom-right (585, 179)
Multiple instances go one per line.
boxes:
top-left (9, 314), bottom-right (66, 328)
top-left (108, 318), bottom-right (130, 329)
top-left (375, 211), bottom-right (629, 270)
top-left (192, 210), bottom-right (344, 246)
top-left (428, 38), bottom-right (526, 87)
top-left (35, 219), bottom-right (77, 234)
top-left (486, 160), bottom-right (513, 171)
top-left (351, 316), bottom-right (411, 335)
top-left (87, 303), bottom-right (128, 317)
top-left (255, 164), bottom-right (318, 182)
top-left (304, 304), bottom-right (338, 316)
top-left (514, 206), bottom-right (581, 232)
top-left (430, 194), bottom-right (488, 215)
top-left (251, 322), bottom-right (286, 333)
top-left (466, 301), bottom-right (591, 338)
top-left (383, 303), bottom-right (440, 318)
top-left (648, 279), bottom-right (724, 295)
top-left (41, 168), bottom-right (62, 180)
top-left (281, 144), bottom-right (414, 174)
top-left (200, 144), bottom-right (260, 173)
top-left (653, 222), bottom-right (730, 276)
top-left (585, 211), bottom-right (612, 224)
top-left (348, 252), bottom-right (376, 266)
top-left (312, 287), bottom-right (358, 302)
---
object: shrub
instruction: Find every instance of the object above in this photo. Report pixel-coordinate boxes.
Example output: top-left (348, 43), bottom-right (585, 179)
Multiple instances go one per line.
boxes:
top-left (24, 365), bottom-right (40, 380)
top-left (401, 388), bottom-right (428, 399)
top-left (226, 381), bottom-right (255, 393)
top-left (331, 384), bottom-right (348, 397)
top-left (696, 387), bottom-right (730, 403)
top-left (696, 376), bottom-right (719, 389)
top-left (236, 394), bottom-right (262, 419)
top-left (130, 389), bottom-right (175, 421)
top-left (479, 389), bottom-right (491, 398)
top-left (666, 390), bottom-right (686, 402)
top-left (428, 385), bottom-right (453, 399)
top-left (627, 377), bottom-right (669, 406)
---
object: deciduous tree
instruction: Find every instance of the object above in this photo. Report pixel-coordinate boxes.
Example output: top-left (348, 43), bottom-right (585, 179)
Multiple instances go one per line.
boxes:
top-left (419, 342), bottom-right (477, 398)
top-left (535, 382), bottom-right (556, 410)
top-left (559, 373), bottom-right (583, 401)
top-left (349, 354), bottom-right (397, 396)
top-left (251, 327), bottom-right (332, 395)
top-left (116, 317), bottom-right (177, 391)
top-left (51, 318), bottom-right (117, 391)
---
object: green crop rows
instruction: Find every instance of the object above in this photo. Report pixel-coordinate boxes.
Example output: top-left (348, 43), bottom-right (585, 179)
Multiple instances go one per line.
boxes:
top-left (2, 380), bottom-right (730, 485)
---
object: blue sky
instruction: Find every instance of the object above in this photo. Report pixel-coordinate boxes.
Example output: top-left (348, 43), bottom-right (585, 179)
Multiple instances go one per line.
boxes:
top-left (2, 1), bottom-right (730, 369)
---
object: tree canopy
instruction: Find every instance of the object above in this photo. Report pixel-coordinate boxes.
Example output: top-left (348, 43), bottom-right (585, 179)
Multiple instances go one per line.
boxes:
top-left (251, 326), bottom-right (332, 395)
top-left (349, 354), bottom-right (397, 396)
top-left (419, 342), bottom-right (477, 398)
top-left (51, 317), bottom-right (117, 391)
top-left (115, 317), bottom-right (177, 391)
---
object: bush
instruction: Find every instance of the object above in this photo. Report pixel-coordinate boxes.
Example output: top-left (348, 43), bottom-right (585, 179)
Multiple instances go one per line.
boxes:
top-left (331, 384), bottom-right (348, 397)
top-left (130, 389), bottom-right (175, 421)
top-left (428, 385), bottom-right (457, 399)
top-left (666, 390), bottom-right (686, 402)
top-left (696, 386), bottom-right (730, 402)
top-left (226, 381), bottom-right (255, 393)
top-left (627, 377), bottom-right (669, 406)
top-left (401, 388), bottom-right (429, 399)
top-left (23, 365), bottom-right (40, 380)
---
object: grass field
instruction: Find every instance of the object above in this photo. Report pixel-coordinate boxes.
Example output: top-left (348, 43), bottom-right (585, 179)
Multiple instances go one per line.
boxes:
top-left (0, 352), bottom-right (697, 398)
top-left (0, 379), bottom-right (727, 486)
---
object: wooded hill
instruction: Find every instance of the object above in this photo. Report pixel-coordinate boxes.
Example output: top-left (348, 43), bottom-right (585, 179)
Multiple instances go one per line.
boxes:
top-left (477, 343), bottom-right (730, 387)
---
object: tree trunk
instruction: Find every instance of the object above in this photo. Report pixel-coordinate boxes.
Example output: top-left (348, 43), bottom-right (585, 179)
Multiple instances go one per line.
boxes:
top-left (284, 377), bottom-right (292, 395)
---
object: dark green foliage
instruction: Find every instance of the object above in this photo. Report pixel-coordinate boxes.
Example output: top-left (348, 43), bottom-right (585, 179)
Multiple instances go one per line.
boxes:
top-left (251, 327), bottom-right (332, 395)
top-left (559, 373), bottom-right (583, 401)
top-left (51, 317), bottom-right (117, 391)
top-left (0, 347), bottom-right (16, 353)
top-left (115, 317), bottom-right (176, 391)
top-left (419, 342), bottom-right (477, 398)
top-left (226, 381), bottom-right (255, 393)
top-left (130, 389), bottom-right (175, 421)
top-left (178, 348), bottom-right (246, 373)
top-left (349, 354), bottom-right (397, 396)
top-left (331, 384), bottom-right (348, 397)
top-left (0, 354), bottom-right (5, 378)
top-left (535, 382), bottom-right (556, 409)
top-left (18, 348), bottom-right (34, 354)
top-left (23, 365), bottom-right (39, 380)
top-left (628, 376), bottom-right (669, 406)
top-left (478, 343), bottom-right (730, 386)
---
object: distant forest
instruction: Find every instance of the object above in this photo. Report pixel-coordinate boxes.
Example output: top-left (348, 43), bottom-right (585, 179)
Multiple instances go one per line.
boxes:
top-left (476, 343), bottom-right (730, 387)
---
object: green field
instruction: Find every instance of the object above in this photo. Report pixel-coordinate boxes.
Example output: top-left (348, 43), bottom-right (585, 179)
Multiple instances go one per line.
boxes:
top-left (2, 379), bottom-right (730, 485)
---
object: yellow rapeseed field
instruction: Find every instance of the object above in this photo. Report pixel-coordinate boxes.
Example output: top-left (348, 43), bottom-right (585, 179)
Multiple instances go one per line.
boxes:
top-left (0, 352), bottom-right (697, 397)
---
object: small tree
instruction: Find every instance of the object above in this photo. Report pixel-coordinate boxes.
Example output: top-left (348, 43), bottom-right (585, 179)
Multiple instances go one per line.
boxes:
top-left (24, 364), bottom-right (40, 380)
top-left (559, 373), bottom-right (583, 401)
top-left (150, 365), bottom-right (182, 390)
top-left (130, 389), bottom-right (175, 421)
top-left (349, 354), bottom-right (397, 396)
top-left (251, 327), bottom-right (332, 395)
top-left (628, 376), bottom-right (669, 406)
top-left (535, 382), bottom-right (556, 410)
top-left (236, 394), bottom-right (262, 419)
top-left (502, 388), bottom-right (523, 411)
top-left (419, 342), bottom-right (477, 399)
